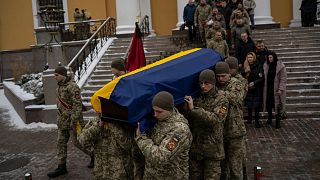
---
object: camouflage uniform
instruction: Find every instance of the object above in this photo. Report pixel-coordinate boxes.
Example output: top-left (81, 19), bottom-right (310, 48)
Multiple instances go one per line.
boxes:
top-left (78, 118), bottom-right (134, 180)
top-left (135, 108), bottom-right (192, 180)
top-left (187, 88), bottom-right (229, 180)
top-left (56, 76), bottom-right (92, 165)
top-left (233, 73), bottom-right (248, 100)
top-left (217, 77), bottom-right (247, 180)
top-left (207, 38), bottom-right (229, 58)
top-left (194, 4), bottom-right (212, 43)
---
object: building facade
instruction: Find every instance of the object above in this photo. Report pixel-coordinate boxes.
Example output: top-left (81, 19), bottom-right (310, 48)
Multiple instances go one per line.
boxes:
top-left (0, 0), bottom-right (305, 51)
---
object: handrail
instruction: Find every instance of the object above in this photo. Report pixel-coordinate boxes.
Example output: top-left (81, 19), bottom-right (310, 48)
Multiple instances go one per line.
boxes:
top-left (67, 17), bottom-right (116, 83)
top-left (122, 15), bottom-right (150, 61)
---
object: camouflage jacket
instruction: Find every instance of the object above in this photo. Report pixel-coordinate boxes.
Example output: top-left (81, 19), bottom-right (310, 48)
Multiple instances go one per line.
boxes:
top-left (78, 118), bottom-right (134, 180)
top-left (217, 77), bottom-right (247, 139)
top-left (187, 88), bottom-right (229, 160)
top-left (233, 72), bottom-right (248, 100)
top-left (207, 39), bottom-right (229, 58)
top-left (135, 108), bottom-right (192, 180)
top-left (194, 4), bottom-right (212, 24)
top-left (56, 77), bottom-right (83, 130)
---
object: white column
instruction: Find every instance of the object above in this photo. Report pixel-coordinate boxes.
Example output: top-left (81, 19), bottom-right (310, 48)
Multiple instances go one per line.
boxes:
top-left (176, 0), bottom-right (189, 28)
top-left (139, 0), bottom-right (155, 35)
top-left (116, 0), bottom-right (140, 34)
top-left (254, 0), bottom-right (276, 24)
top-left (289, 0), bottom-right (302, 27)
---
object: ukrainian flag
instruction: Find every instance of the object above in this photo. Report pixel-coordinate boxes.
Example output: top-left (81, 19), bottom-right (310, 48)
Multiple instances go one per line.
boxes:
top-left (91, 48), bottom-right (223, 131)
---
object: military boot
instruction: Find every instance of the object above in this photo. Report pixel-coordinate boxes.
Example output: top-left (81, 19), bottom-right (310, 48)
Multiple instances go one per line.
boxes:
top-left (87, 155), bottom-right (94, 168)
top-left (47, 163), bottom-right (67, 178)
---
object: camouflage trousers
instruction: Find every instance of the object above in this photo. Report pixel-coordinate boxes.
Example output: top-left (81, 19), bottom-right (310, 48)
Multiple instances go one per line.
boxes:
top-left (57, 129), bottom-right (92, 165)
top-left (190, 157), bottom-right (221, 180)
top-left (198, 23), bottom-right (207, 45)
top-left (132, 141), bottom-right (145, 180)
top-left (221, 137), bottom-right (245, 180)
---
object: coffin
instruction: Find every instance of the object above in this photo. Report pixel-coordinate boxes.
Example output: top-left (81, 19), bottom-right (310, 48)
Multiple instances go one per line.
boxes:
top-left (91, 48), bottom-right (223, 131)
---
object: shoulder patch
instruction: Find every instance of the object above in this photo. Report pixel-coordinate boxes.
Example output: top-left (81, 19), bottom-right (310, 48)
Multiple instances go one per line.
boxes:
top-left (166, 137), bottom-right (179, 151)
top-left (218, 105), bottom-right (227, 115)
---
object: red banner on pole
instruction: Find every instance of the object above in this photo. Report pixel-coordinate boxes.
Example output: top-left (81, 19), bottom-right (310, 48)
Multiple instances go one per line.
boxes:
top-left (125, 22), bottom-right (146, 72)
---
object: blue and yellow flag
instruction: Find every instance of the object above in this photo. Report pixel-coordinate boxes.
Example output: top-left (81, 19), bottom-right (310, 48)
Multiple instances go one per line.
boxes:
top-left (91, 48), bottom-right (223, 130)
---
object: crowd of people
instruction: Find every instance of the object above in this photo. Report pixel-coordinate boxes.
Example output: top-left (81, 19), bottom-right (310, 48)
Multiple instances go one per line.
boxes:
top-left (46, 1), bottom-right (288, 179)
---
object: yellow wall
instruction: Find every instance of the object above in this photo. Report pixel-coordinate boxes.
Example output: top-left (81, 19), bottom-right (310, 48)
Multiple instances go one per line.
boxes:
top-left (105, 0), bottom-right (116, 19)
top-left (271, 0), bottom-right (292, 27)
top-left (151, 0), bottom-right (178, 35)
top-left (67, 0), bottom-right (107, 21)
top-left (0, 0), bottom-right (35, 50)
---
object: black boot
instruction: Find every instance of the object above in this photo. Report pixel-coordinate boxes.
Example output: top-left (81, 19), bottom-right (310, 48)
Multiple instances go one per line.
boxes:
top-left (255, 109), bottom-right (262, 128)
top-left (88, 155), bottom-right (94, 168)
top-left (275, 117), bottom-right (281, 129)
top-left (47, 163), bottom-right (67, 178)
top-left (266, 108), bottom-right (272, 125)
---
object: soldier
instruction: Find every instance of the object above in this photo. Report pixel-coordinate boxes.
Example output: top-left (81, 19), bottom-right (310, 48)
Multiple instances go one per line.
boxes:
top-left (135, 91), bottom-right (192, 179)
top-left (225, 57), bottom-right (249, 180)
top-left (47, 66), bottom-right (93, 178)
top-left (207, 30), bottom-right (229, 58)
top-left (111, 59), bottom-right (126, 79)
top-left (194, 0), bottom-right (212, 46)
top-left (78, 115), bottom-right (134, 180)
top-left (184, 69), bottom-right (229, 179)
top-left (214, 62), bottom-right (247, 180)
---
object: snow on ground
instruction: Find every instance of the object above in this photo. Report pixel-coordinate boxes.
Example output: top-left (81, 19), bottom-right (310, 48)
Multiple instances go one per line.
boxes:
top-left (0, 89), bottom-right (57, 130)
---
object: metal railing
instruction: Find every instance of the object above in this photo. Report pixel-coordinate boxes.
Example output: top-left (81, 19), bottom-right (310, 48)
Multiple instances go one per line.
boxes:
top-left (59, 19), bottom-right (107, 42)
top-left (122, 15), bottom-right (150, 61)
top-left (67, 17), bottom-right (116, 82)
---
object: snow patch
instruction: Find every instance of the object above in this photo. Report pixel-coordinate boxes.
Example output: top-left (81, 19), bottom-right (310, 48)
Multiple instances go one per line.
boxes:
top-left (3, 81), bottom-right (36, 101)
top-left (0, 89), bottom-right (57, 130)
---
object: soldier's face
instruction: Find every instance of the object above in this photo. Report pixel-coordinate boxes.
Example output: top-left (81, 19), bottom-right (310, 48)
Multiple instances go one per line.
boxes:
top-left (111, 68), bottom-right (122, 77)
top-left (216, 74), bottom-right (230, 85)
top-left (199, 81), bottom-right (214, 93)
top-left (153, 106), bottom-right (171, 121)
top-left (54, 73), bottom-right (65, 82)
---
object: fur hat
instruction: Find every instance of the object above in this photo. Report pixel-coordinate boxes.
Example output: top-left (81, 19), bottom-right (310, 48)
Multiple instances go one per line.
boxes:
top-left (152, 91), bottom-right (174, 111)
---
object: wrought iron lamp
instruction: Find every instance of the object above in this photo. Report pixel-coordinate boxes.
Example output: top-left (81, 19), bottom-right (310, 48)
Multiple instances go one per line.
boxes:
top-left (38, 3), bottom-right (65, 46)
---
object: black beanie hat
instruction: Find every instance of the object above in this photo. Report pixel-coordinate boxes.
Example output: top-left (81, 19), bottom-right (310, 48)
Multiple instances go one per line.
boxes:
top-left (111, 59), bottom-right (125, 71)
top-left (199, 69), bottom-right (216, 84)
top-left (54, 66), bottom-right (67, 77)
top-left (225, 57), bottom-right (238, 69)
top-left (215, 62), bottom-right (230, 74)
top-left (152, 91), bottom-right (174, 111)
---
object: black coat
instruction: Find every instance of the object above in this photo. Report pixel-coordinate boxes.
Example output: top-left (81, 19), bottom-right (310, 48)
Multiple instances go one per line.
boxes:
top-left (236, 37), bottom-right (256, 65)
top-left (244, 61), bottom-right (264, 108)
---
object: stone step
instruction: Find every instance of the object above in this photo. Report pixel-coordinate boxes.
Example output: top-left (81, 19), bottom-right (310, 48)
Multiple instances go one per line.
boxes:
top-left (286, 82), bottom-right (320, 90)
top-left (83, 85), bottom-right (104, 91)
top-left (280, 55), bottom-right (320, 62)
top-left (268, 42), bottom-right (320, 49)
top-left (285, 103), bottom-right (320, 112)
top-left (252, 32), bottom-right (320, 39)
top-left (262, 39), bottom-right (320, 46)
top-left (87, 79), bottom-right (112, 85)
top-left (286, 96), bottom-right (320, 104)
top-left (286, 65), bottom-right (320, 73)
top-left (90, 74), bottom-right (114, 80)
top-left (287, 77), bottom-right (320, 84)
top-left (286, 89), bottom-right (320, 97)
top-left (253, 27), bottom-right (320, 34)
top-left (269, 46), bottom-right (320, 53)
top-left (287, 71), bottom-right (320, 78)
top-left (283, 60), bottom-right (320, 67)
top-left (277, 50), bottom-right (320, 57)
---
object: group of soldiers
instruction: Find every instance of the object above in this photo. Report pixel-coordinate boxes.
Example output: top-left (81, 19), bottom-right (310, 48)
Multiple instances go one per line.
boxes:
top-left (184, 0), bottom-right (255, 58)
top-left (47, 56), bottom-right (249, 180)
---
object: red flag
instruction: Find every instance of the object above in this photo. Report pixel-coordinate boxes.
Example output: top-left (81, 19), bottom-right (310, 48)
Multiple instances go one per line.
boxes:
top-left (126, 22), bottom-right (146, 72)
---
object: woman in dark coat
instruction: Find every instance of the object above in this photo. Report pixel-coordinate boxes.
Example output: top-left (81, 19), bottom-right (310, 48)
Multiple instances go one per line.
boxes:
top-left (263, 51), bottom-right (287, 129)
top-left (243, 52), bottom-right (264, 128)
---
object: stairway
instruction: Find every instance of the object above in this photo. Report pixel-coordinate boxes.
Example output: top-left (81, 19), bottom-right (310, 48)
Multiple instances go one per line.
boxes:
top-left (81, 36), bottom-right (176, 119)
top-left (252, 27), bottom-right (320, 119)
